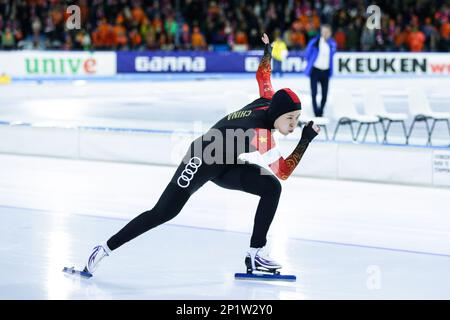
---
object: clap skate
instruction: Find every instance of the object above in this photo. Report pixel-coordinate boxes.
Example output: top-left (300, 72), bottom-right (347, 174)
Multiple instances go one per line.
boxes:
top-left (62, 266), bottom-right (93, 278)
top-left (234, 247), bottom-right (296, 282)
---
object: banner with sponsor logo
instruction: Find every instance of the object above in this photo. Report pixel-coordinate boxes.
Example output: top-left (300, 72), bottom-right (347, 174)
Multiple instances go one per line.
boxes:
top-left (0, 50), bottom-right (448, 78)
top-left (117, 51), bottom-right (449, 76)
top-left (116, 51), bottom-right (307, 73)
top-left (335, 52), bottom-right (450, 76)
top-left (0, 51), bottom-right (116, 78)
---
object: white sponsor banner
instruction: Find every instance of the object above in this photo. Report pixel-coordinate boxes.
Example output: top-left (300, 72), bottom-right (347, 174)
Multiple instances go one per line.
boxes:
top-left (0, 51), bottom-right (116, 77)
top-left (433, 150), bottom-right (450, 187)
top-left (335, 52), bottom-right (450, 76)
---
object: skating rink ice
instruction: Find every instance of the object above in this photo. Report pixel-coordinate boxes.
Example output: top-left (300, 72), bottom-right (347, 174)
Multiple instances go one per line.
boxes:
top-left (1, 75), bottom-right (450, 299)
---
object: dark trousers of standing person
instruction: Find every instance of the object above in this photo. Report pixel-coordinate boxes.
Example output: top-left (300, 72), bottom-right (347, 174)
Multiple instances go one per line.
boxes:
top-left (310, 66), bottom-right (330, 117)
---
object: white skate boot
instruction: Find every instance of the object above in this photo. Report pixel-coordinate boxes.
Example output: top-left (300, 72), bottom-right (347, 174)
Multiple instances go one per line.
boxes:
top-left (245, 246), bottom-right (282, 274)
top-left (62, 243), bottom-right (111, 278)
top-left (84, 243), bottom-right (111, 275)
top-left (235, 246), bottom-right (295, 281)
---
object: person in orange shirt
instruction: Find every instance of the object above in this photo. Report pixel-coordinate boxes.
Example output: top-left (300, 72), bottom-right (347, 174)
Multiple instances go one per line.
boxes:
top-left (334, 27), bottom-right (346, 50)
top-left (129, 28), bottom-right (142, 49)
top-left (407, 27), bottom-right (425, 52)
top-left (440, 18), bottom-right (449, 39)
top-left (311, 10), bottom-right (321, 30)
top-left (93, 18), bottom-right (107, 49)
top-left (103, 21), bottom-right (116, 49)
top-left (131, 4), bottom-right (146, 25)
top-left (114, 23), bottom-right (128, 49)
top-left (233, 29), bottom-right (249, 51)
top-left (235, 29), bottom-right (248, 45)
top-left (92, 18), bottom-right (116, 49)
top-left (116, 12), bottom-right (125, 25)
top-left (298, 14), bottom-right (308, 29)
top-left (191, 26), bottom-right (206, 50)
top-left (394, 26), bottom-right (408, 51)
top-left (290, 22), bottom-right (306, 49)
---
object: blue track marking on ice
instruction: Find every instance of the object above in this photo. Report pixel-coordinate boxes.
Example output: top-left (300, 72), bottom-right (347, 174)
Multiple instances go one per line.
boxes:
top-left (1, 203), bottom-right (450, 259)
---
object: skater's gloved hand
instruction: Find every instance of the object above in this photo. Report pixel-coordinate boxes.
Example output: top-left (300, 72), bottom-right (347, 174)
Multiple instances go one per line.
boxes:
top-left (300, 121), bottom-right (320, 143)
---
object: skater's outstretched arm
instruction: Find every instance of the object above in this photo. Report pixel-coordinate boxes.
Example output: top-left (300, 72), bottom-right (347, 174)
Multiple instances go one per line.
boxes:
top-left (269, 121), bottom-right (319, 180)
top-left (256, 33), bottom-right (275, 99)
top-left (252, 122), bottom-right (319, 180)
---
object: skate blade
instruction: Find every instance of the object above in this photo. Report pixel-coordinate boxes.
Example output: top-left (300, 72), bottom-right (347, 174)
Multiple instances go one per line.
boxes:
top-left (62, 266), bottom-right (92, 279)
top-left (235, 272), bottom-right (296, 282)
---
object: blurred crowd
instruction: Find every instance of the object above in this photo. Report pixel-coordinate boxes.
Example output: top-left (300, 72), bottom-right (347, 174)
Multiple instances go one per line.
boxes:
top-left (0, 0), bottom-right (448, 52)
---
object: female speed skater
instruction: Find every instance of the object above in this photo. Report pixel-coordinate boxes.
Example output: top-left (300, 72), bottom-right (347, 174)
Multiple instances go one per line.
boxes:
top-left (77, 33), bottom-right (320, 277)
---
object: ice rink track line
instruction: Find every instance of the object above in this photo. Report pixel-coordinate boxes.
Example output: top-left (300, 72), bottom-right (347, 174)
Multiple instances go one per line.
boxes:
top-left (2, 203), bottom-right (450, 259)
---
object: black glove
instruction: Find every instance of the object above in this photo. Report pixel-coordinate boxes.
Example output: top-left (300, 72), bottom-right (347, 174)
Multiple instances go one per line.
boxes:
top-left (300, 121), bottom-right (319, 143)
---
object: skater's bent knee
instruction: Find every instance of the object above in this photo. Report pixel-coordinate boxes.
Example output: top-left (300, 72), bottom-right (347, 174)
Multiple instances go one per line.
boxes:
top-left (258, 174), bottom-right (282, 196)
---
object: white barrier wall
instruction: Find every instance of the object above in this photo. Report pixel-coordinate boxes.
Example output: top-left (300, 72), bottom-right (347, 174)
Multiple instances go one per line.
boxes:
top-left (337, 143), bottom-right (433, 185)
top-left (79, 129), bottom-right (179, 164)
top-left (0, 125), bottom-right (79, 158)
top-left (1, 123), bottom-right (448, 188)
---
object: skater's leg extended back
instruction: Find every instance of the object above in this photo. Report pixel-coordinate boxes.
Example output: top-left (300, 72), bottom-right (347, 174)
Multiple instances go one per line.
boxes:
top-left (106, 182), bottom-right (191, 251)
top-left (107, 149), bottom-right (224, 252)
top-left (78, 182), bottom-right (191, 275)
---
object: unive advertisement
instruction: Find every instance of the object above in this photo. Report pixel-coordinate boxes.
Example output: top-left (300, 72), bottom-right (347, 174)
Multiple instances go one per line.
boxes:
top-left (0, 51), bottom-right (116, 78)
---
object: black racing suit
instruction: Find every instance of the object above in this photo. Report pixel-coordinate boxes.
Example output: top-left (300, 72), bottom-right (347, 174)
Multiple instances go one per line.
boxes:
top-left (107, 44), bottom-right (312, 251)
